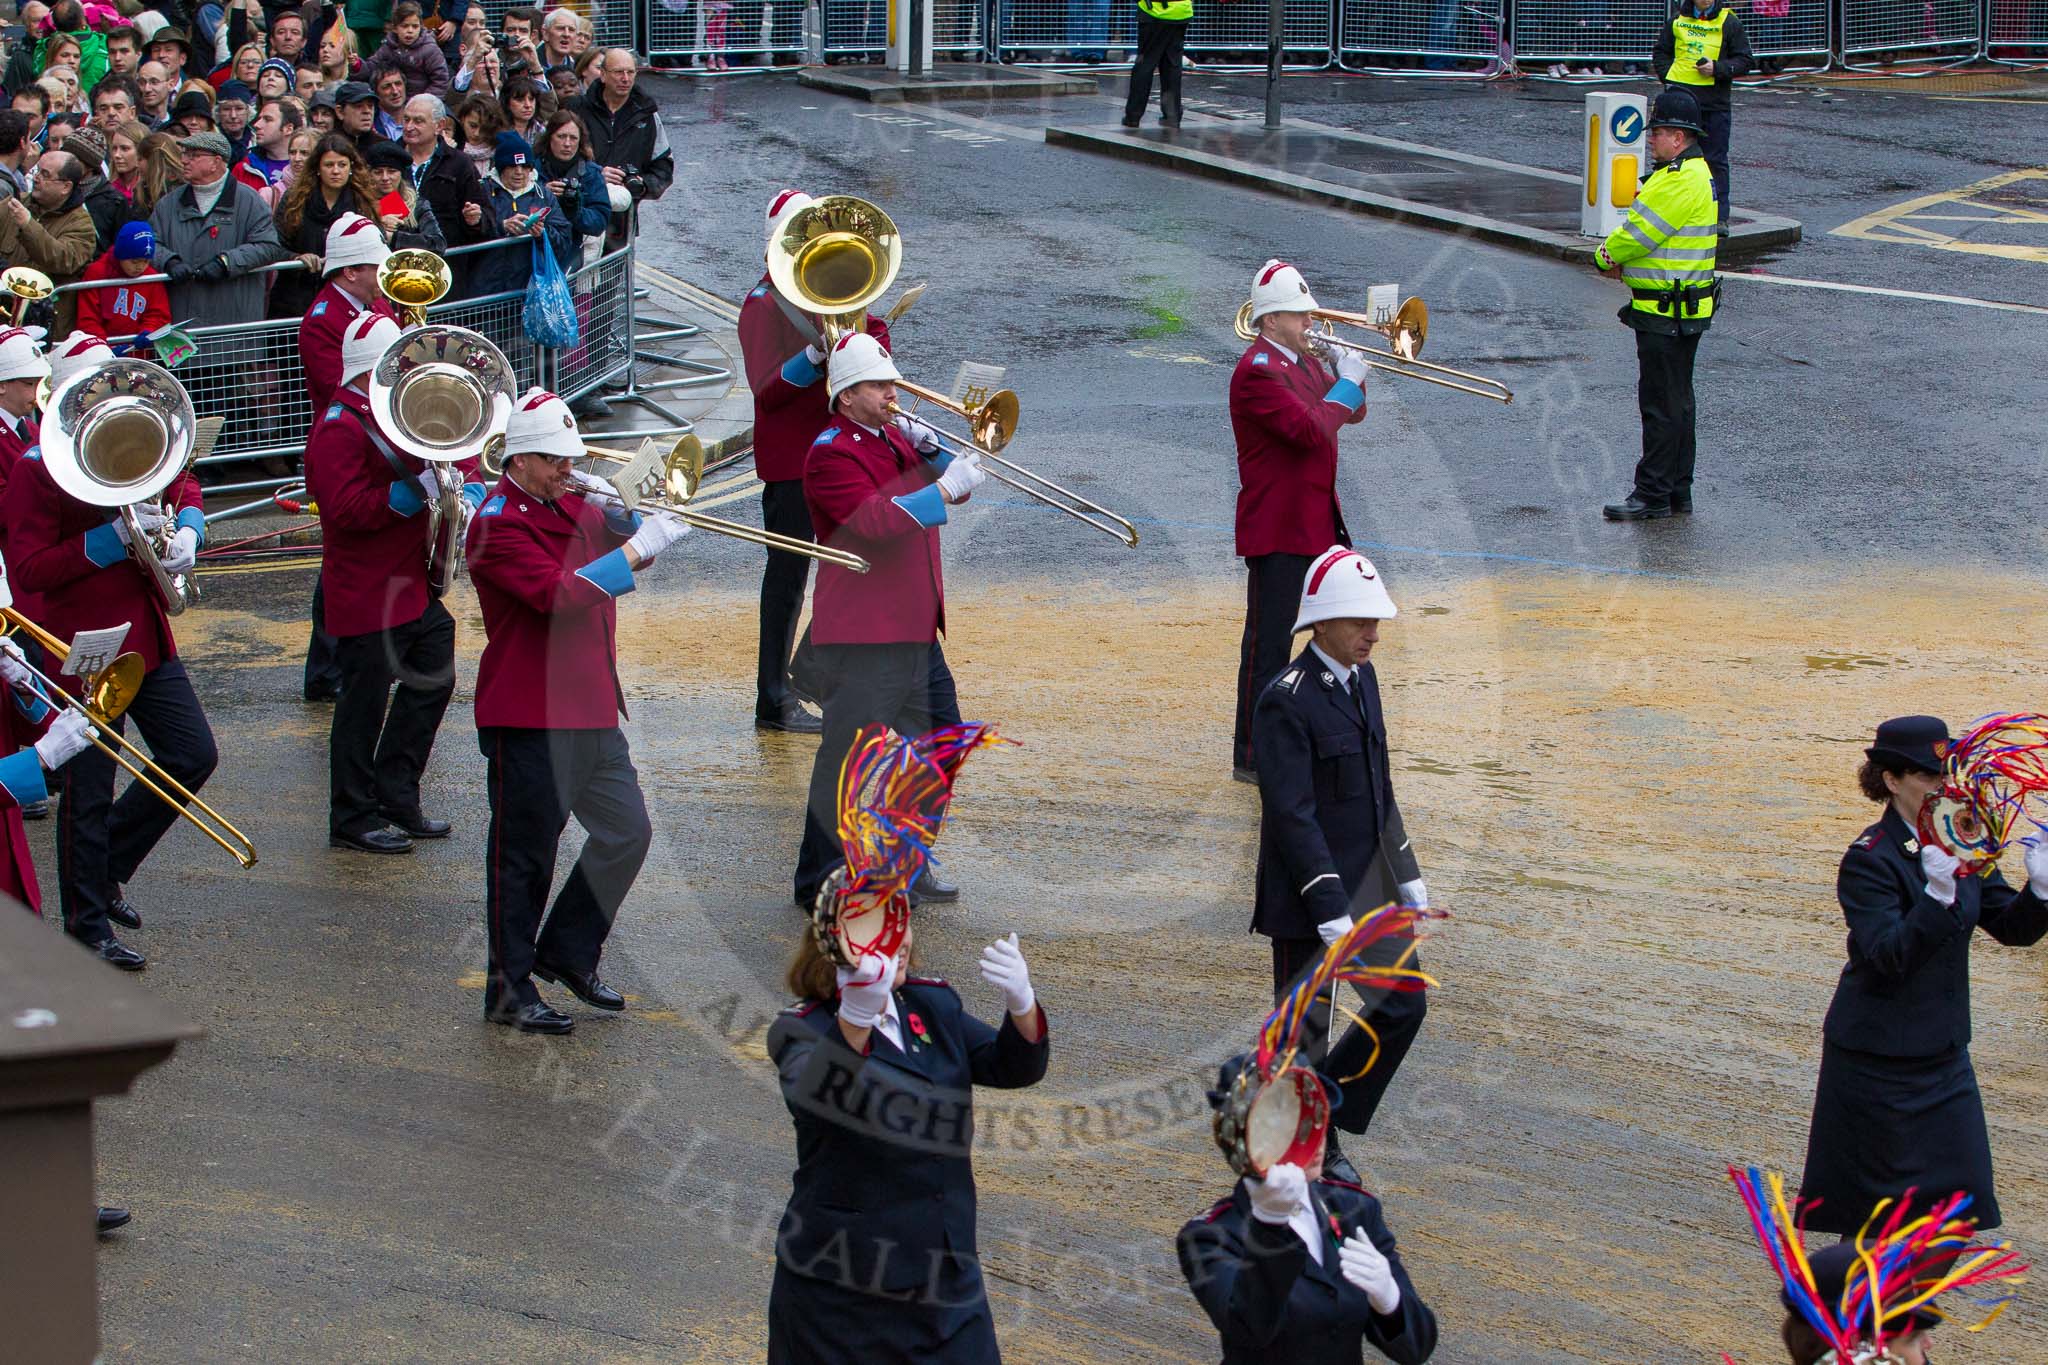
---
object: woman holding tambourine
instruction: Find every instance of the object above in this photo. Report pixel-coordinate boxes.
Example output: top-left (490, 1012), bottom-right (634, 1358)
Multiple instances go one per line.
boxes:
top-left (1797, 714), bottom-right (2048, 1236)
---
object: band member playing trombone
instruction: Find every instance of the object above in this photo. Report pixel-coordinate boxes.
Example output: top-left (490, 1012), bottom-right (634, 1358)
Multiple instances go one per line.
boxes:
top-left (305, 312), bottom-right (481, 856)
top-left (738, 189), bottom-right (891, 736)
top-left (0, 338), bottom-right (216, 970)
top-left (464, 388), bottom-right (686, 1035)
top-left (792, 332), bottom-right (984, 913)
top-left (1231, 260), bottom-right (1370, 783)
top-left (0, 573), bottom-right (98, 913)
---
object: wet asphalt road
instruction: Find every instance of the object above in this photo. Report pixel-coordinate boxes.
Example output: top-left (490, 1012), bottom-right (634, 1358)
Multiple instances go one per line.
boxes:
top-left (76, 68), bottom-right (2048, 1364)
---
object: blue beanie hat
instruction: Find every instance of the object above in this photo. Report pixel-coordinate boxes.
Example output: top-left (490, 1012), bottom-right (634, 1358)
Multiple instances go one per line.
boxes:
top-left (216, 79), bottom-right (255, 106)
top-left (493, 129), bottom-right (532, 170)
top-left (114, 221), bottom-right (155, 263)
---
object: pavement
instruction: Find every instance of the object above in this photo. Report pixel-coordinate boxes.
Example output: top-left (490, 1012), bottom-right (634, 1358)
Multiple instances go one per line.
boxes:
top-left (59, 64), bottom-right (2048, 1365)
top-left (799, 61), bottom-right (1098, 103)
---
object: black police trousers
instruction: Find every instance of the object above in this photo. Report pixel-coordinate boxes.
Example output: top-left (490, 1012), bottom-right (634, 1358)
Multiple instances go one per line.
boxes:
top-left (304, 573), bottom-right (342, 698)
top-left (58, 657), bottom-right (218, 946)
top-left (756, 479), bottom-right (815, 722)
top-left (329, 598), bottom-right (456, 838)
top-left (1271, 932), bottom-right (1427, 1137)
top-left (794, 641), bottom-right (961, 908)
top-left (480, 725), bottom-right (651, 1014)
top-left (1630, 327), bottom-right (1702, 507)
top-left (1125, 14), bottom-right (1186, 124)
top-left (1233, 551), bottom-right (1312, 773)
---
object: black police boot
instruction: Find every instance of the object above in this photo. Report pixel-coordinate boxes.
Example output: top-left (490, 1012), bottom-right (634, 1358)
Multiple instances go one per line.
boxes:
top-left (756, 702), bottom-right (824, 735)
top-left (88, 936), bottom-right (147, 971)
top-left (1602, 494), bottom-right (1672, 521)
top-left (489, 999), bottom-right (575, 1035)
top-left (909, 868), bottom-right (959, 905)
top-left (534, 959), bottom-right (626, 1012)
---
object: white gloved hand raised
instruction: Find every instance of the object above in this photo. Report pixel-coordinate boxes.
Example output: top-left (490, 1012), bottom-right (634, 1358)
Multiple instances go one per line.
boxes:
top-left (978, 932), bottom-right (1036, 1017)
top-left (1333, 348), bottom-right (1370, 389)
top-left (835, 950), bottom-right (897, 1031)
top-left (2025, 838), bottom-right (2048, 900)
top-left (158, 524), bottom-right (198, 573)
top-left (1396, 878), bottom-right (1428, 909)
top-left (33, 707), bottom-right (96, 771)
top-left (1920, 843), bottom-right (1960, 906)
top-left (803, 342), bottom-right (826, 366)
top-left (1316, 914), bottom-right (1354, 947)
top-left (625, 513), bottom-right (685, 564)
top-left (1247, 1161), bottom-right (1310, 1225)
top-left (936, 451), bottom-right (985, 504)
top-left (0, 638), bottom-right (32, 691)
top-left (892, 412), bottom-right (939, 454)
top-left (1338, 1230), bottom-right (1402, 1315)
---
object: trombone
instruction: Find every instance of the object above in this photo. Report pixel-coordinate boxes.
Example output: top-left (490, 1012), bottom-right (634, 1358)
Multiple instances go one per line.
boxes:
top-left (889, 381), bottom-right (1140, 548)
top-left (1231, 296), bottom-right (1514, 405)
top-left (0, 608), bottom-right (257, 868)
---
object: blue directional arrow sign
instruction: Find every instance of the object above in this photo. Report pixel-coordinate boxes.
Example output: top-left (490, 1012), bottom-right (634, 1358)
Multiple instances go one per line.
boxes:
top-left (1611, 105), bottom-right (1644, 144)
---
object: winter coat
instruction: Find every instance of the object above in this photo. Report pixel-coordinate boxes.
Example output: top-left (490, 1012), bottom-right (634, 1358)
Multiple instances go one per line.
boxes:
top-left (73, 248), bottom-right (173, 344)
top-left (469, 174), bottom-right (572, 300)
top-left (368, 30), bottom-right (449, 98)
top-left (78, 174), bottom-right (132, 251)
top-left (269, 183), bottom-right (371, 319)
top-left (147, 176), bottom-right (289, 329)
top-left (568, 83), bottom-right (674, 227)
top-left (0, 189), bottom-right (98, 333)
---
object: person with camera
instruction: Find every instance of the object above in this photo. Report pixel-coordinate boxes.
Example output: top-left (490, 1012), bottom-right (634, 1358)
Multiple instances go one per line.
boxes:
top-left (536, 109), bottom-right (613, 266)
top-left (569, 49), bottom-right (670, 249)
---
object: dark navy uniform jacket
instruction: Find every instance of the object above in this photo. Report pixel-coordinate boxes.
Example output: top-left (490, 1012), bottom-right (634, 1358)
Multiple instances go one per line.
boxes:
top-left (1178, 1177), bottom-right (1437, 1364)
top-left (1824, 806), bottom-right (2048, 1058)
top-left (1251, 643), bottom-right (1419, 940)
top-left (767, 977), bottom-right (1049, 1296)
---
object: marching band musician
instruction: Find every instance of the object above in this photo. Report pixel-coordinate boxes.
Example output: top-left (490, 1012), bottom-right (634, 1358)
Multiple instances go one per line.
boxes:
top-left (0, 332), bottom-right (216, 971)
top-left (791, 332), bottom-right (984, 914)
top-left (463, 388), bottom-right (686, 1035)
top-left (1179, 1057), bottom-right (1438, 1365)
top-left (737, 188), bottom-right (890, 737)
top-left (767, 928), bottom-right (1049, 1362)
top-left (1230, 260), bottom-right (1371, 783)
top-left (0, 328), bottom-right (52, 819)
top-left (304, 312), bottom-right (481, 856)
top-left (1251, 547), bottom-right (1428, 1179)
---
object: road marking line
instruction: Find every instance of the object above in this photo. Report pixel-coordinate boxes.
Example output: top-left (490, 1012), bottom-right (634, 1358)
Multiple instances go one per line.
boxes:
top-left (1722, 270), bottom-right (2048, 316)
top-left (1831, 166), bottom-right (2048, 264)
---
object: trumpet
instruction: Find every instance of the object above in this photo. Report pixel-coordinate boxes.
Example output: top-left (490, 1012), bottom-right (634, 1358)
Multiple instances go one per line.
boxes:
top-left (889, 383), bottom-right (1139, 548)
top-left (1231, 296), bottom-right (1514, 405)
top-left (0, 609), bottom-right (256, 868)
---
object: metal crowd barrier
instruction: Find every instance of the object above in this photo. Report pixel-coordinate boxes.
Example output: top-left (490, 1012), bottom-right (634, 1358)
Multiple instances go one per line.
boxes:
top-left (1986, 0), bottom-right (2048, 63)
top-left (994, 0), bottom-right (1127, 62)
top-left (1738, 0), bottom-right (1832, 67)
top-left (646, 0), bottom-right (805, 61)
top-left (1508, 0), bottom-right (1667, 62)
top-left (1839, 0), bottom-right (1984, 65)
top-left (1338, 0), bottom-right (1503, 69)
top-left (1186, 0), bottom-right (1334, 64)
top-left (471, 0), bottom-right (639, 51)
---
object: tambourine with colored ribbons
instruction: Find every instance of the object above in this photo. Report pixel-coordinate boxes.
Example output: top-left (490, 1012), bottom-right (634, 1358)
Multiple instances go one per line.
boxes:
top-left (1914, 714), bottom-right (2048, 875)
top-left (809, 721), bottom-right (1013, 968)
top-left (1209, 904), bottom-right (1439, 1178)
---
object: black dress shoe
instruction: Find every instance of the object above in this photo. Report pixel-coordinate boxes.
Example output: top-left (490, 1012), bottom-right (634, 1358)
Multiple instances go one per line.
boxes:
top-left (88, 937), bottom-right (146, 971)
top-left (1670, 494), bottom-right (1693, 515)
top-left (756, 703), bottom-right (823, 735)
top-left (381, 811), bottom-right (451, 839)
top-left (20, 797), bottom-right (48, 820)
top-left (1602, 495), bottom-right (1672, 521)
top-left (303, 683), bottom-right (341, 703)
top-left (1120, 116), bottom-right (1140, 127)
top-left (909, 869), bottom-right (959, 905)
top-left (534, 960), bottom-right (626, 1011)
top-left (330, 826), bottom-right (414, 854)
top-left (491, 1001), bottom-right (574, 1034)
top-left (108, 895), bottom-right (141, 930)
top-left (97, 1206), bottom-right (131, 1234)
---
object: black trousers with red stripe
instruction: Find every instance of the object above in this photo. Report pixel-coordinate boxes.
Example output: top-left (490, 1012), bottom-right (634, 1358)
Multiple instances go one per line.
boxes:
top-left (1233, 552), bottom-right (1312, 772)
top-left (1270, 932), bottom-right (1427, 1137)
top-left (479, 725), bottom-right (651, 1015)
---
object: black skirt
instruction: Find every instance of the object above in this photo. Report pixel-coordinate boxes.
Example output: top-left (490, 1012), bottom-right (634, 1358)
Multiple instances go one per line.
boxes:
top-left (1798, 1039), bottom-right (1999, 1234)
top-left (767, 1260), bottom-right (1000, 1365)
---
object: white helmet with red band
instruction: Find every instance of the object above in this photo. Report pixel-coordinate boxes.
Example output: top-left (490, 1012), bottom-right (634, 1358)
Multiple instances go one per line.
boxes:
top-left (1249, 258), bottom-right (1318, 323)
top-left (826, 330), bottom-right (901, 401)
top-left (45, 331), bottom-right (110, 390)
top-left (325, 212), bottom-right (392, 274)
top-left (1293, 544), bottom-right (1398, 630)
top-left (504, 386), bottom-right (583, 461)
top-left (341, 311), bottom-right (401, 385)
top-left (765, 187), bottom-right (813, 241)
top-left (0, 326), bottom-right (48, 382)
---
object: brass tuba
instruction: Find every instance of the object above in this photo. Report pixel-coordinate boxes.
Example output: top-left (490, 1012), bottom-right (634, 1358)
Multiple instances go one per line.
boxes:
top-left (0, 265), bottom-right (53, 325)
top-left (378, 249), bottom-right (452, 328)
top-left (766, 195), bottom-right (902, 345)
top-left (40, 357), bottom-right (201, 614)
top-left (367, 324), bottom-right (516, 594)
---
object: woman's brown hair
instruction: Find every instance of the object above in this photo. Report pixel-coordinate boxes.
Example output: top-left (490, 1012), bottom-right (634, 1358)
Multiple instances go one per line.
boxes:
top-left (783, 926), bottom-right (918, 1003)
top-left (134, 130), bottom-right (186, 217)
top-left (276, 133), bottom-right (375, 238)
top-left (1858, 756), bottom-right (1910, 805)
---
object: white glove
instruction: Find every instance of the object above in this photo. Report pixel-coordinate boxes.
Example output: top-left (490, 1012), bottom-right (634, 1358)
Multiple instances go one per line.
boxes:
top-left (936, 451), bottom-right (986, 504)
top-left (803, 342), bottom-right (826, 366)
top-left (0, 638), bottom-right (31, 690)
top-left (33, 707), bottom-right (95, 770)
top-left (835, 951), bottom-right (896, 1031)
top-left (892, 412), bottom-right (939, 453)
top-left (625, 514), bottom-right (684, 564)
top-left (158, 524), bottom-right (198, 574)
top-left (978, 932), bottom-right (1036, 1017)
top-left (1920, 843), bottom-right (1960, 907)
top-left (1316, 914), bottom-right (1354, 947)
top-left (1338, 1230), bottom-right (1402, 1315)
top-left (1247, 1161), bottom-right (1309, 1225)
top-left (1333, 348), bottom-right (1370, 389)
top-left (568, 468), bottom-right (615, 496)
top-left (112, 505), bottom-right (170, 546)
top-left (1396, 878), bottom-right (1428, 909)
top-left (2024, 838), bottom-right (2048, 900)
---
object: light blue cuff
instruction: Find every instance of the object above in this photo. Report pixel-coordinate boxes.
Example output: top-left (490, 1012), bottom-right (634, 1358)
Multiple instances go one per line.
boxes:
top-left (892, 483), bottom-right (949, 529)
top-left (921, 447), bottom-right (954, 474)
top-left (780, 350), bottom-right (823, 387)
top-left (388, 478), bottom-right (427, 517)
top-left (83, 520), bottom-right (125, 568)
top-left (13, 687), bottom-right (49, 724)
top-left (1324, 379), bottom-right (1365, 412)
top-left (573, 546), bottom-right (636, 597)
top-left (176, 506), bottom-right (206, 545)
top-left (0, 747), bottom-right (47, 806)
top-left (461, 482), bottom-right (487, 509)
top-left (602, 505), bottom-right (642, 537)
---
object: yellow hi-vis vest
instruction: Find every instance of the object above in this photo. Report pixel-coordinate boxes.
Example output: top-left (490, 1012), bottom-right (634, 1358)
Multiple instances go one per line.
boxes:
top-left (1665, 5), bottom-right (1730, 85)
top-left (1139, 0), bottom-right (1192, 19)
top-left (1594, 153), bottom-right (1719, 325)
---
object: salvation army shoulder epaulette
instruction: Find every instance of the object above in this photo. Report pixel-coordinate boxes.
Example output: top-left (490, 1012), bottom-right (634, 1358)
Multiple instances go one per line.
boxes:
top-left (1276, 669), bottom-right (1302, 693)
top-left (1200, 1197), bottom-right (1233, 1223)
top-left (781, 998), bottom-right (821, 1017)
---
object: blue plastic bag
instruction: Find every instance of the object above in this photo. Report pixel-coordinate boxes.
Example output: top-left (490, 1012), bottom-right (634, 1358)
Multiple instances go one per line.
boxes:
top-left (524, 237), bottom-right (580, 349)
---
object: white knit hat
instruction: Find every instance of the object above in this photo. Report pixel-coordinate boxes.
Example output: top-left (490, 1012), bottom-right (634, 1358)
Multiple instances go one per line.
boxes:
top-left (1292, 545), bottom-right (1398, 631)
top-left (0, 327), bottom-right (49, 382)
top-left (825, 331), bottom-right (900, 402)
top-left (503, 387), bottom-right (583, 462)
top-left (1248, 258), bottom-right (1319, 323)
top-left (340, 312), bottom-right (401, 385)
top-left (324, 212), bottom-right (391, 274)
top-left (46, 332), bottom-right (111, 391)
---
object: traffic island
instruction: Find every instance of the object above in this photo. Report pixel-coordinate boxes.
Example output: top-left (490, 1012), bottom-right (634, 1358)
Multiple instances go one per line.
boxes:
top-left (1046, 122), bottom-right (1802, 262)
top-left (800, 62), bottom-right (1100, 103)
